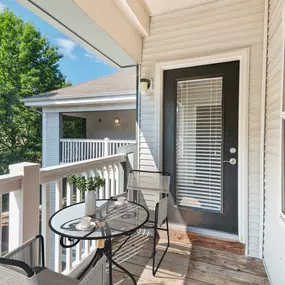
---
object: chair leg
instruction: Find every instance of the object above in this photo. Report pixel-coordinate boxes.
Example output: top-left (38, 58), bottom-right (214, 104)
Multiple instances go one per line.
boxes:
top-left (152, 218), bottom-right (170, 276)
top-left (112, 234), bottom-right (132, 257)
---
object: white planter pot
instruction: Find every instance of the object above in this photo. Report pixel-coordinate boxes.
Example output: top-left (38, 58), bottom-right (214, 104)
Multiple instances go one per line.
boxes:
top-left (85, 191), bottom-right (97, 216)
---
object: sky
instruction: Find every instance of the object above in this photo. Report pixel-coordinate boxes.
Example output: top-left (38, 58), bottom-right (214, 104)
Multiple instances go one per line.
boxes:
top-left (0, 0), bottom-right (118, 85)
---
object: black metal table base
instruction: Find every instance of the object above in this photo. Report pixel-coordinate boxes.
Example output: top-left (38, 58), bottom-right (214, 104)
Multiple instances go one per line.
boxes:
top-left (76, 238), bottom-right (136, 285)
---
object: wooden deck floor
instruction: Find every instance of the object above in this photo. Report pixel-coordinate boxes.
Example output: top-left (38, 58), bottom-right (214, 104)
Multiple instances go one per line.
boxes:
top-left (111, 233), bottom-right (269, 285)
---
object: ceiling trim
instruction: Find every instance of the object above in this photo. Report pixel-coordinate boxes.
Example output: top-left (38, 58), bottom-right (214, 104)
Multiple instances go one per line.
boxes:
top-left (144, 0), bottom-right (216, 16)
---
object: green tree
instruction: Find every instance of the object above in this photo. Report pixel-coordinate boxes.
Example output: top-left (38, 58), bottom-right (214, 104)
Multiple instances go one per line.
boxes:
top-left (0, 9), bottom-right (70, 174)
top-left (63, 116), bottom-right (86, 139)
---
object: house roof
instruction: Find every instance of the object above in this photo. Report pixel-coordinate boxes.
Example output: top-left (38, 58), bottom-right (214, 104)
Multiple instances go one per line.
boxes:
top-left (23, 72), bottom-right (137, 103)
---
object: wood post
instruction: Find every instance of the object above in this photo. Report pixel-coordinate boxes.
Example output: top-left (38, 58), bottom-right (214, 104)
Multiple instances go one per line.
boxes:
top-left (8, 162), bottom-right (40, 251)
top-left (41, 182), bottom-right (50, 268)
top-left (104, 137), bottom-right (109, 157)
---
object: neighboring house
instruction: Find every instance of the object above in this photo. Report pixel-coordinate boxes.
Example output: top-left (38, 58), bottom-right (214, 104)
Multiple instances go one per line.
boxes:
top-left (0, 0), bottom-right (282, 283)
top-left (23, 72), bottom-right (137, 165)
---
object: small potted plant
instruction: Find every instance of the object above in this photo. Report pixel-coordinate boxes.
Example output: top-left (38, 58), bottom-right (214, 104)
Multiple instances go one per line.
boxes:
top-left (67, 175), bottom-right (105, 216)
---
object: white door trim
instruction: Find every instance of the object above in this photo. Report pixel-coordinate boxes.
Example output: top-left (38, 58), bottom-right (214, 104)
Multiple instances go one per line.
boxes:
top-left (154, 48), bottom-right (250, 252)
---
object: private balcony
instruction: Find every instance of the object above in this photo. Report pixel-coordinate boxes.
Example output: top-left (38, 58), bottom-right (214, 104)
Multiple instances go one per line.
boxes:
top-left (0, 148), bottom-right (269, 285)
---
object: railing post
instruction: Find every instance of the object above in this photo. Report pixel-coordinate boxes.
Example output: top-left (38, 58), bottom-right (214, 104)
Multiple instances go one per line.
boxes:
top-left (8, 162), bottom-right (40, 251)
top-left (104, 137), bottom-right (109, 157)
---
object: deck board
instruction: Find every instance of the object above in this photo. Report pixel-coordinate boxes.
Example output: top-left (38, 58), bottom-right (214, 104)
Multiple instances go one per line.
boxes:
top-left (109, 233), bottom-right (269, 285)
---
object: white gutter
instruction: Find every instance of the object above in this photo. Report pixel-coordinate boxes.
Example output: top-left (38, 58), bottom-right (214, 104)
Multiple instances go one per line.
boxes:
top-left (23, 94), bottom-right (136, 108)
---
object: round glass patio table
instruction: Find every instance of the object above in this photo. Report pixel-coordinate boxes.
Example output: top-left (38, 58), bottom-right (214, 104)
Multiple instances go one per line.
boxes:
top-left (49, 199), bottom-right (149, 285)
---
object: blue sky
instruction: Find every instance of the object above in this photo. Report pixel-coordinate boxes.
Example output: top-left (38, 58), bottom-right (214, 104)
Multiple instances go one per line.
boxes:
top-left (0, 0), bottom-right (117, 85)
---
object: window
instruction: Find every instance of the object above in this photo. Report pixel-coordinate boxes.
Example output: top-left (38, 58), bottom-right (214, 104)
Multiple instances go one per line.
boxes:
top-left (176, 77), bottom-right (223, 212)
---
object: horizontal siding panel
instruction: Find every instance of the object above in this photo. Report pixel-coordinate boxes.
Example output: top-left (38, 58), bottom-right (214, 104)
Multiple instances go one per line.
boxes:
top-left (144, 29), bottom-right (263, 56)
top-left (150, 1), bottom-right (263, 31)
top-left (249, 228), bottom-right (260, 238)
top-left (142, 37), bottom-right (263, 63)
top-left (151, 0), bottom-right (259, 22)
top-left (268, 0), bottom-right (283, 31)
top-left (146, 15), bottom-right (264, 45)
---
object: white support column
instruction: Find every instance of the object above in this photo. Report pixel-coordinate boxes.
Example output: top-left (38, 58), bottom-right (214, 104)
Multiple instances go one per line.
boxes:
top-left (54, 180), bottom-right (62, 272)
top-left (110, 165), bottom-right (115, 197)
top-left (65, 182), bottom-right (73, 272)
top-left (8, 162), bottom-right (40, 251)
top-left (41, 183), bottom-right (50, 268)
top-left (42, 111), bottom-right (62, 270)
top-left (117, 162), bottom-right (125, 194)
top-left (104, 137), bottom-right (109, 157)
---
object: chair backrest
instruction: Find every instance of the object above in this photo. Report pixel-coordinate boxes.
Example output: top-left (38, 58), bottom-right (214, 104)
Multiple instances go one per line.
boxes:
top-left (0, 259), bottom-right (39, 285)
top-left (0, 235), bottom-right (44, 285)
top-left (127, 170), bottom-right (170, 214)
top-left (79, 256), bottom-right (106, 285)
top-left (4, 235), bottom-right (45, 269)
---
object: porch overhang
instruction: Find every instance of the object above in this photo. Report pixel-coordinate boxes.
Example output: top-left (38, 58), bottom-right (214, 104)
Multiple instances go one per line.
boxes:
top-left (23, 91), bottom-right (136, 109)
top-left (17, 0), bottom-right (144, 67)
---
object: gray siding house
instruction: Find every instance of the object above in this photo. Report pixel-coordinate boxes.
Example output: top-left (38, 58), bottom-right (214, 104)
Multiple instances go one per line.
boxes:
top-left (23, 71), bottom-right (137, 166)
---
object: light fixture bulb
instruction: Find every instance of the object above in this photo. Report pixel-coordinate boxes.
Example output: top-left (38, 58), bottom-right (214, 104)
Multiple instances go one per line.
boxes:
top-left (114, 118), bottom-right (120, 125)
top-left (140, 78), bottom-right (151, 95)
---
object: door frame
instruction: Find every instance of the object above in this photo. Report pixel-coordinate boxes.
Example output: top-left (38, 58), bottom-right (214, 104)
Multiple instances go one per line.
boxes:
top-left (154, 48), bottom-right (250, 251)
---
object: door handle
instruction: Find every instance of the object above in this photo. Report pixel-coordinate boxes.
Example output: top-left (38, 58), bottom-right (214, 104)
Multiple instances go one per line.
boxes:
top-left (223, 158), bottom-right (236, 165)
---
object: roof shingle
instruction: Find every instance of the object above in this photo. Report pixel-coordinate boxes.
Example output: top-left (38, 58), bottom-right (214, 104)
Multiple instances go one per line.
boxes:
top-left (25, 72), bottom-right (136, 101)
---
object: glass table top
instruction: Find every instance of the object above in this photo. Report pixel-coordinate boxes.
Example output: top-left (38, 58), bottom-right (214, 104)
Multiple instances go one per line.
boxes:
top-left (49, 199), bottom-right (149, 240)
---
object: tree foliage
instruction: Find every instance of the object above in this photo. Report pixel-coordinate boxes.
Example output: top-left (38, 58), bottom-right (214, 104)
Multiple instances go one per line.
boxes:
top-left (63, 116), bottom-right (86, 139)
top-left (0, 10), bottom-right (70, 174)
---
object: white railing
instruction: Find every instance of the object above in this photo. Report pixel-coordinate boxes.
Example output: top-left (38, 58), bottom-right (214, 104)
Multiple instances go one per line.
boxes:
top-left (0, 173), bottom-right (23, 256)
top-left (0, 163), bottom-right (40, 256)
top-left (60, 138), bottom-right (135, 163)
top-left (41, 154), bottom-right (126, 275)
top-left (0, 153), bottom-right (130, 276)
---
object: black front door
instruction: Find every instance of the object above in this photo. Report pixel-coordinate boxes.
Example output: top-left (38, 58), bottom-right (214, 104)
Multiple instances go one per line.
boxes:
top-left (163, 61), bottom-right (239, 234)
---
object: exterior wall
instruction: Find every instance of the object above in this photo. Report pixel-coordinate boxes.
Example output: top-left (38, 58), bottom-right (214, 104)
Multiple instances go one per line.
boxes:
top-left (85, 110), bottom-right (136, 140)
top-left (263, 0), bottom-right (285, 283)
top-left (42, 112), bottom-right (62, 167)
top-left (139, 0), bottom-right (265, 257)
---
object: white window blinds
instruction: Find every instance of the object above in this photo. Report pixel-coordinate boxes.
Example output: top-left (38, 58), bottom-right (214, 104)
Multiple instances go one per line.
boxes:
top-left (176, 77), bottom-right (223, 212)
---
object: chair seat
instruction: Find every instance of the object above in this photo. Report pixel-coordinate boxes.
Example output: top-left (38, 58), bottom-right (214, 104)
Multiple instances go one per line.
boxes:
top-left (36, 268), bottom-right (80, 285)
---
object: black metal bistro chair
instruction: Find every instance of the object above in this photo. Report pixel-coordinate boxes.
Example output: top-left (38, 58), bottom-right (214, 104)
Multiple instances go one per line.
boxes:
top-left (0, 235), bottom-right (106, 285)
top-left (111, 169), bottom-right (171, 276)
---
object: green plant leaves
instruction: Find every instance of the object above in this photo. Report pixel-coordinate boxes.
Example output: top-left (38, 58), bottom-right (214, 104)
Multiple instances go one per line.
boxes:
top-left (67, 174), bottom-right (105, 192)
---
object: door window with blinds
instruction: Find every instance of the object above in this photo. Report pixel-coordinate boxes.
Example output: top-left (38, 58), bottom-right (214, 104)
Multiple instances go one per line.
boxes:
top-left (176, 77), bottom-right (223, 212)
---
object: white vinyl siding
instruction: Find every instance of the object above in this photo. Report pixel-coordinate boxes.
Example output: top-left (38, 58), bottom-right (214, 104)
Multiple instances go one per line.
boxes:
top-left (139, 0), bottom-right (264, 257)
top-left (42, 112), bottom-right (62, 168)
top-left (263, 0), bottom-right (285, 284)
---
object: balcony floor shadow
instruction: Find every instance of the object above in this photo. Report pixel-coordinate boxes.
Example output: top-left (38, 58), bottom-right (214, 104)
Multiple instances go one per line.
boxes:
top-left (109, 232), bottom-right (269, 285)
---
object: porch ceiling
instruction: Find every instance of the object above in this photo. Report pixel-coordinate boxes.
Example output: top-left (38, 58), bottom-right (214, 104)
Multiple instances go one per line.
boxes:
top-left (144, 0), bottom-right (216, 15)
top-left (17, 0), bottom-right (138, 67)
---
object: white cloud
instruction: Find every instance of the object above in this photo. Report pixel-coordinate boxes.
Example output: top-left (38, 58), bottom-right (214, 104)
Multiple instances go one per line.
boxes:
top-left (84, 48), bottom-right (107, 65)
top-left (0, 2), bottom-right (6, 13)
top-left (56, 38), bottom-right (77, 60)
